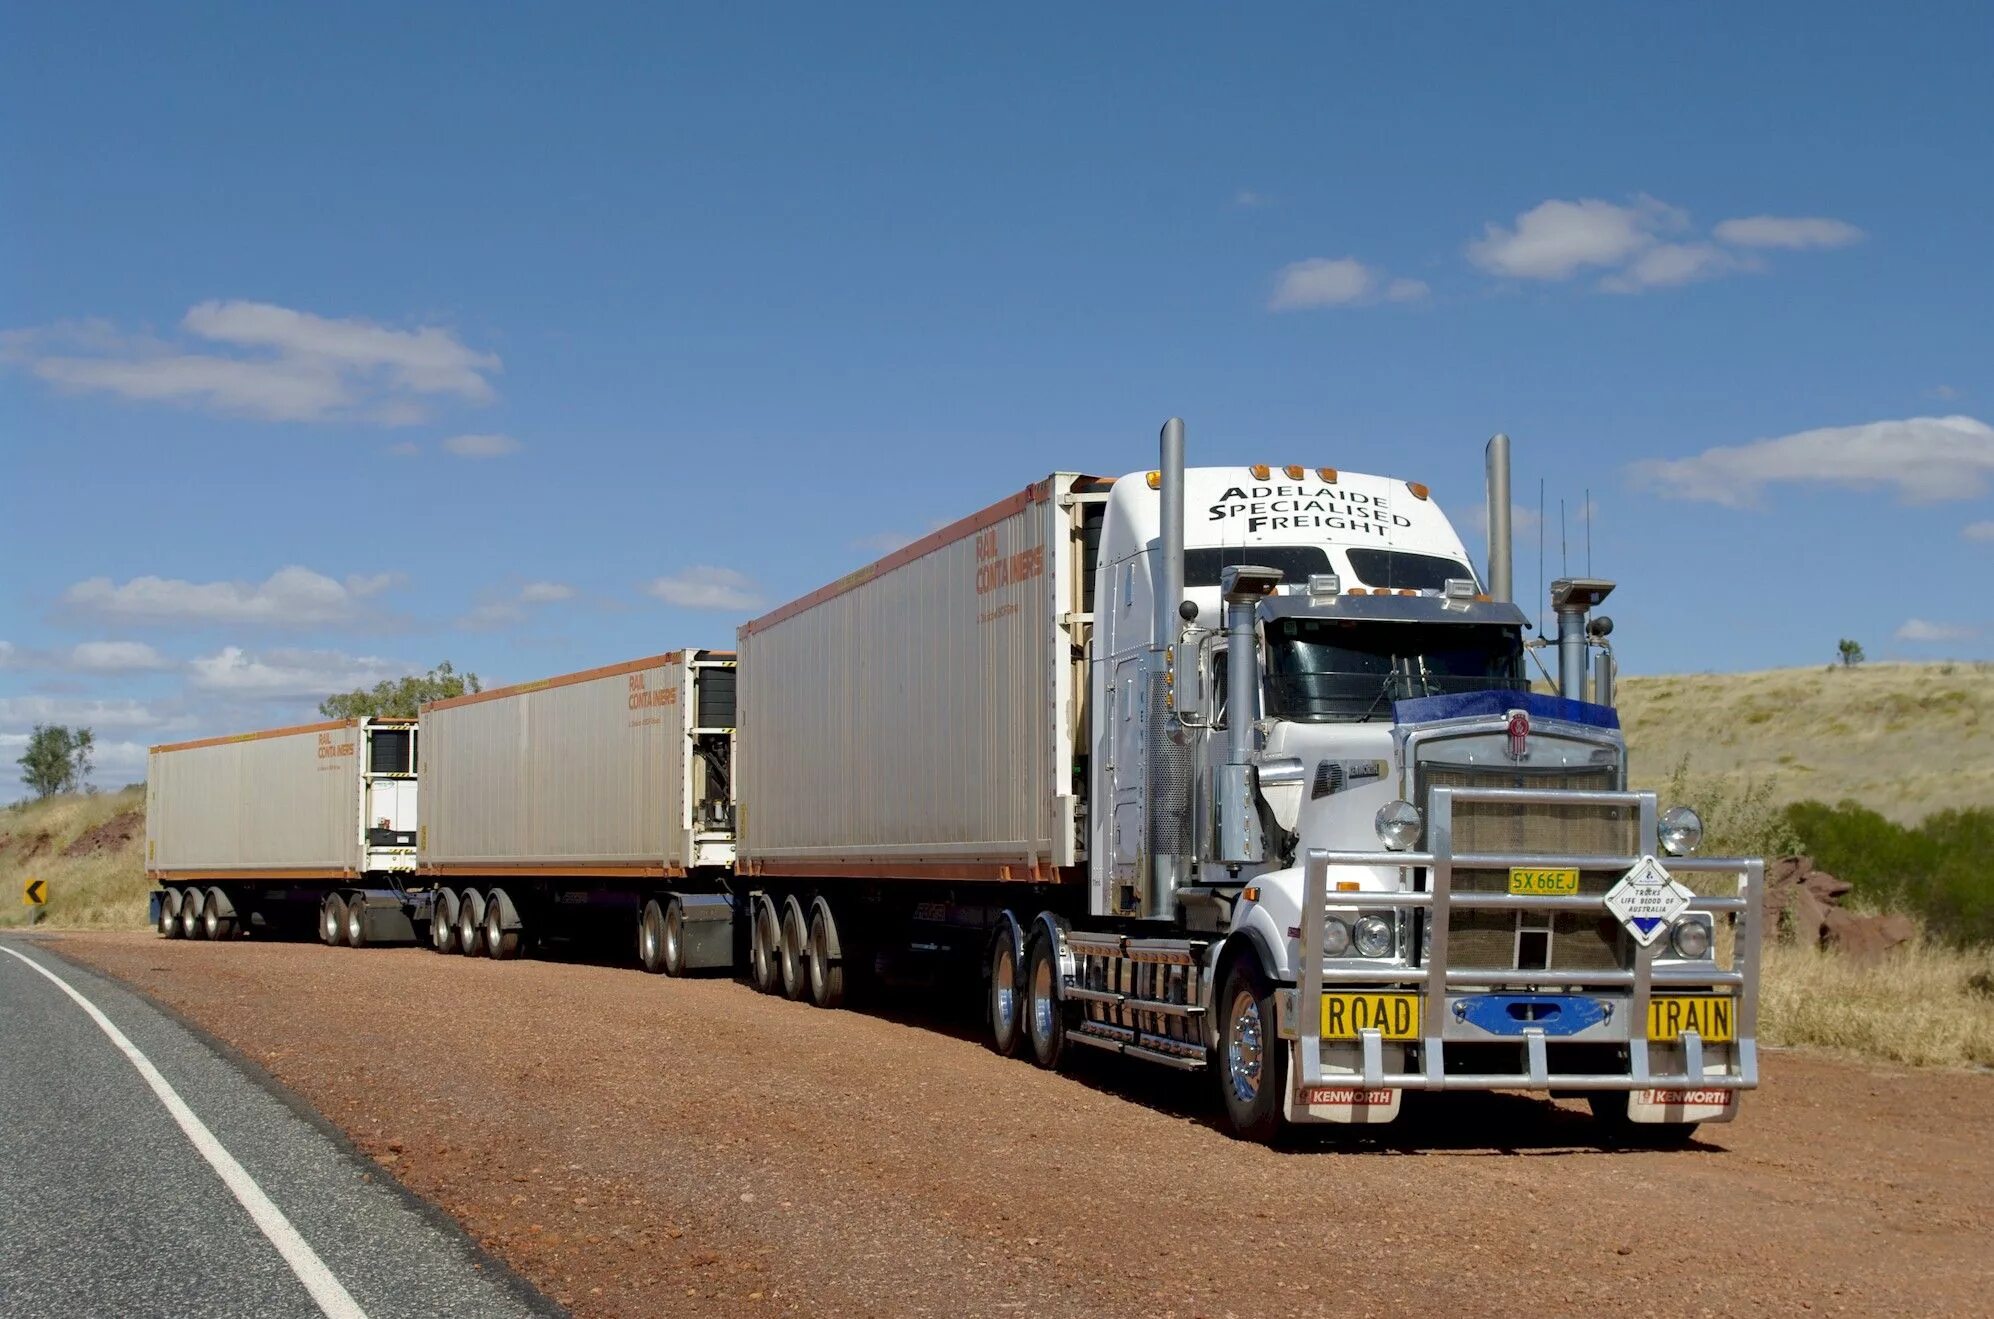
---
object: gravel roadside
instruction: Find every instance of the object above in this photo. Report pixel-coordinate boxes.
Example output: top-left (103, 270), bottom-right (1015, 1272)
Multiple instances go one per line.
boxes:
top-left (47, 932), bottom-right (1994, 1318)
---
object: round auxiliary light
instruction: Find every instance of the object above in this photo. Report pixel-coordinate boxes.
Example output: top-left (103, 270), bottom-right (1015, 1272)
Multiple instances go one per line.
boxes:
top-left (1375, 800), bottom-right (1423, 852)
top-left (1353, 915), bottom-right (1395, 959)
top-left (1659, 805), bottom-right (1705, 857)
top-left (1321, 918), bottom-right (1352, 957)
top-left (1671, 916), bottom-right (1713, 960)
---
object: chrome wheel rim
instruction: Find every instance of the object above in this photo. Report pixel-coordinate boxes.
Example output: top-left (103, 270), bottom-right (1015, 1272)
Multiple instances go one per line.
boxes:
top-left (993, 943), bottom-right (1017, 1036)
top-left (1226, 989), bottom-right (1264, 1104)
top-left (1029, 950), bottom-right (1055, 1043)
top-left (640, 909), bottom-right (660, 965)
top-left (664, 905), bottom-right (682, 969)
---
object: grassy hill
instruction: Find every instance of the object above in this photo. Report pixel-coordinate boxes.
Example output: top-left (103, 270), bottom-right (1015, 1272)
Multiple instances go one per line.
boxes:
top-left (0, 786), bottom-right (148, 931)
top-left (1618, 661), bottom-right (1994, 825)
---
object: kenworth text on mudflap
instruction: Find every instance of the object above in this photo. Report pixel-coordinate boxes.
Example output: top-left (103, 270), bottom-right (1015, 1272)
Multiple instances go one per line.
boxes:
top-left (147, 420), bottom-right (1761, 1144)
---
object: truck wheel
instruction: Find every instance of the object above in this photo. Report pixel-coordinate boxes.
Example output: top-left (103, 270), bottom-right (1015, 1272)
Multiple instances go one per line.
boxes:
top-left (430, 889), bottom-right (460, 953)
top-left (637, 899), bottom-right (668, 973)
top-left (485, 889), bottom-right (521, 960)
top-left (662, 898), bottom-right (688, 978)
top-left (202, 888), bottom-right (235, 941)
top-left (749, 894), bottom-right (781, 993)
top-left (320, 893), bottom-right (346, 946)
top-left (457, 888), bottom-right (486, 957)
top-left (345, 894), bottom-right (368, 949)
top-left (158, 889), bottom-right (183, 939)
top-left (779, 895), bottom-right (810, 1001)
top-left (1586, 1092), bottom-right (1700, 1148)
top-left (181, 890), bottom-right (205, 940)
top-left (987, 926), bottom-right (1024, 1057)
top-left (1023, 934), bottom-right (1067, 1070)
top-left (1216, 957), bottom-right (1286, 1143)
top-left (806, 898), bottom-right (844, 1009)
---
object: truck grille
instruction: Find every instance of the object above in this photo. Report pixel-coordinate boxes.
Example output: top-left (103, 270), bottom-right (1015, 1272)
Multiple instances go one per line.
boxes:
top-left (1417, 761), bottom-right (1631, 973)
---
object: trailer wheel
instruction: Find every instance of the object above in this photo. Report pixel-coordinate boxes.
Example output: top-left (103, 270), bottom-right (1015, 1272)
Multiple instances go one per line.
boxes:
top-left (748, 894), bottom-right (781, 993)
top-left (1023, 933), bottom-right (1068, 1070)
top-left (201, 887), bottom-right (235, 941)
top-left (779, 895), bottom-right (810, 1001)
top-left (158, 888), bottom-right (183, 939)
top-left (429, 889), bottom-right (460, 953)
top-left (484, 888), bottom-right (521, 960)
top-left (457, 888), bottom-right (487, 957)
top-left (637, 899), bottom-right (668, 973)
top-left (661, 898), bottom-right (688, 978)
top-left (181, 889), bottom-right (206, 940)
top-left (1585, 1092), bottom-right (1700, 1148)
top-left (344, 894), bottom-right (368, 949)
top-left (1216, 956), bottom-right (1285, 1143)
top-left (806, 897), bottom-right (844, 1009)
top-left (319, 893), bottom-right (346, 946)
top-left (987, 925), bottom-right (1025, 1058)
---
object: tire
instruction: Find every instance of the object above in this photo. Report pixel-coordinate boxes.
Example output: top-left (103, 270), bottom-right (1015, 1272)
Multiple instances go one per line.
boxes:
top-left (1216, 956), bottom-right (1286, 1143)
top-left (637, 899), bottom-right (667, 974)
top-left (346, 894), bottom-right (370, 948)
top-left (201, 888), bottom-right (234, 941)
top-left (180, 890), bottom-right (205, 940)
top-left (430, 889), bottom-right (460, 953)
top-left (158, 889), bottom-right (182, 939)
top-left (1023, 933), bottom-right (1068, 1070)
top-left (457, 888), bottom-right (486, 957)
top-left (987, 925), bottom-right (1024, 1058)
top-left (806, 898), bottom-right (844, 1009)
top-left (779, 895), bottom-right (809, 1001)
top-left (661, 898), bottom-right (688, 978)
top-left (748, 894), bottom-right (781, 993)
top-left (484, 889), bottom-right (520, 960)
top-left (1586, 1092), bottom-right (1701, 1148)
top-left (321, 893), bottom-right (347, 946)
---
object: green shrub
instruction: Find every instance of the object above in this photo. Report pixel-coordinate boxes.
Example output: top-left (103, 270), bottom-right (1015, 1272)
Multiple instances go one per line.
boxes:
top-left (1784, 800), bottom-right (1994, 945)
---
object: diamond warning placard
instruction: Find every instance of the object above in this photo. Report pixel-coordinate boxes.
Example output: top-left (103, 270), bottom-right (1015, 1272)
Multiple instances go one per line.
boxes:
top-left (1603, 854), bottom-right (1694, 947)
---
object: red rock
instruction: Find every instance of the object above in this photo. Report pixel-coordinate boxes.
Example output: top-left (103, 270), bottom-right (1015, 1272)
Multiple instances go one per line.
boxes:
top-left (1786, 888), bottom-right (1829, 947)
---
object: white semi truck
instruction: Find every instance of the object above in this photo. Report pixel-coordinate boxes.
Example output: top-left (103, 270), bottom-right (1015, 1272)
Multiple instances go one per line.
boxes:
top-left (736, 423), bottom-right (1761, 1142)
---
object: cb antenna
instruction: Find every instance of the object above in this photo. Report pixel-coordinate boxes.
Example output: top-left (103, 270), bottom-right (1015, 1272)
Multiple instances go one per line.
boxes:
top-left (1537, 477), bottom-right (1546, 639)
top-left (1585, 486), bottom-right (1593, 575)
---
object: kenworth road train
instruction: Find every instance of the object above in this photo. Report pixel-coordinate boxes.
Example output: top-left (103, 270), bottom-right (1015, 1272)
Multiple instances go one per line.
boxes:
top-left (147, 423), bottom-right (1763, 1143)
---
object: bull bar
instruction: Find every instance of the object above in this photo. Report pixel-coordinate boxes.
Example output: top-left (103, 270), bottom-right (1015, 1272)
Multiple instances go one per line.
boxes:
top-left (1295, 785), bottom-right (1762, 1093)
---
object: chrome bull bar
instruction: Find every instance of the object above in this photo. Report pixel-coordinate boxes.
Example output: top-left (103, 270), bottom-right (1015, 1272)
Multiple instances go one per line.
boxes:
top-left (1296, 786), bottom-right (1763, 1093)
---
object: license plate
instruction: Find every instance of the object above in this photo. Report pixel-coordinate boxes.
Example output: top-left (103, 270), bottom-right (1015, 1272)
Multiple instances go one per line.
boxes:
top-left (1319, 992), bottom-right (1420, 1041)
top-left (1509, 866), bottom-right (1579, 895)
top-left (1648, 995), bottom-right (1736, 1043)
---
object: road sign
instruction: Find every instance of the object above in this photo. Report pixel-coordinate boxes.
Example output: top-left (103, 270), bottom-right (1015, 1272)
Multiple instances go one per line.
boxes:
top-left (23, 876), bottom-right (47, 906)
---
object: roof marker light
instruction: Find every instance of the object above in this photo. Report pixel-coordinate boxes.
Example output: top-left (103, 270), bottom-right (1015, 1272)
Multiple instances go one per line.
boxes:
top-left (1250, 464), bottom-right (1271, 480)
top-left (1145, 470), bottom-right (1160, 490)
top-left (1284, 464), bottom-right (1305, 479)
top-left (1407, 481), bottom-right (1430, 500)
top-left (1316, 467), bottom-right (1339, 483)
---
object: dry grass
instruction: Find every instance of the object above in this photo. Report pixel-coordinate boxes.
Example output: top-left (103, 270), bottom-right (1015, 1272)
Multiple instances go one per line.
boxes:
top-left (1759, 935), bottom-right (1994, 1069)
top-left (0, 787), bottom-right (150, 931)
top-left (1618, 661), bottom-right (1994, 825)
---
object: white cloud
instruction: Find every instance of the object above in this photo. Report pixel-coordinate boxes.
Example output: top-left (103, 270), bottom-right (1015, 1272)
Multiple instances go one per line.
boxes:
top-left (1629, 415), bottom-right (1994, 507)
top-left (517, 581), bottom-right (574, 603)
top-left (0, 731), bottom-right (150, 799)
top-left (1233, 189), bottom-right (1272, 208)
top-left (441, 433), bottom-right (521, 459)
top-left (1930, 385), bottom-right (1962, 402)
top-left (67, 641), bottom-right (172, 673)
top-left (0, 696), bottom-right (180, 732)
top-left (1965, 521), bottom-right (1994, 542)
top-left (187, 647), bottom-right (407, 699)
top-left (385, 440), bottom-right (422, 457)
top-left (0, 300), bottom-right (499, 425)
top-left (1712, 215), bottom-right (1865, 250)
top-left (62, 566), bottom-right (402, 628)
top-left (1467, 195), bottom-right (1684, 281)
top-left (458, 580), bottom-right (575, 629)
top-left (1601, 243), bottom-right (1750, 293)
top-left (1895, 619), bottom-right (1978, 643)
top-left (644, 566), bottom-right (765, 611)
top-left (1269, 257), bottom-right (1428, 311)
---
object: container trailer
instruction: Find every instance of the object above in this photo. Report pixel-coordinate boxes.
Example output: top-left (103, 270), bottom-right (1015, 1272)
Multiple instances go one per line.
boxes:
top-left (416, 649), bottom-right (737, 969)
top-left (147, 717), bottom-right (419, 944)
top-left (734, 422), bottom-right (1761, 1141)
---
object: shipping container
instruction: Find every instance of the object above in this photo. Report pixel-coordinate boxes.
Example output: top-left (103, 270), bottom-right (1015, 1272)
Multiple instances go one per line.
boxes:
top-left (419, 651), bottom-right (735, 878)
top-left (736, 474), bottom-right (1105, 884)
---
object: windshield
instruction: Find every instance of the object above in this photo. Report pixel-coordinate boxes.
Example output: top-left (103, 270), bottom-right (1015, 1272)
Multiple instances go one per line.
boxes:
top-left (1262, 617), bottom-right (1525, 722)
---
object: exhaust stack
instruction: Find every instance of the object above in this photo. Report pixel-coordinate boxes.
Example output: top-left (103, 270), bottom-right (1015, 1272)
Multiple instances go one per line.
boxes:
top-left (1156, 417), bottom-right (1186, 644)
top-left (1485, 433), bottom-right (1512, 603)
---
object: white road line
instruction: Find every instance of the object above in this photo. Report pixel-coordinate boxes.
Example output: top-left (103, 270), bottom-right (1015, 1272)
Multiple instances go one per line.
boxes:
top-left (2, 945), bottom-right (368, 1319)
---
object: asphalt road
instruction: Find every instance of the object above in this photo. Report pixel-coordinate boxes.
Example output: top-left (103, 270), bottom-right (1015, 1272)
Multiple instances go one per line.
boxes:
top-left (0, 937), bottom-right (555, 1319)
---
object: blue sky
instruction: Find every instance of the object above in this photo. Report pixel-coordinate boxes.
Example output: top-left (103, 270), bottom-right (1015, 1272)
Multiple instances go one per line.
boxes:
top-left (3, 2), bottom-right (1990, 795)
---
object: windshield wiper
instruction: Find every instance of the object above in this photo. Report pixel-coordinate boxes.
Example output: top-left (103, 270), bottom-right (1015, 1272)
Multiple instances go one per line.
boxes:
top-left (1356, 671), bottom-right (1400, 723)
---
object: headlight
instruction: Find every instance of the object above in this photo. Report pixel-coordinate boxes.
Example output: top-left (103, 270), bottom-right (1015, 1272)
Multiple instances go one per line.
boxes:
top-left (1670, 916), bottom-right (1713, 959)
top-left (1353, 914), bottom-right (1395, 958)
top-left (1321, 918), bottom-right (1351, 956)
top-left (1659, 805), bottom-right (1704, 856)
top-left (1375, 800), bottom-right (1422, 852)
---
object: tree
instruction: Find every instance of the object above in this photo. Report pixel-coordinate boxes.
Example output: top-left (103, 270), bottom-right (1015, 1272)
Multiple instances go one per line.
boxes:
top-left (319, 661), bottom-right (483, 719)
top-left (17, 724), bottom-right (94, 799)
top-left (1837, 638), bottom-right (1865, 668)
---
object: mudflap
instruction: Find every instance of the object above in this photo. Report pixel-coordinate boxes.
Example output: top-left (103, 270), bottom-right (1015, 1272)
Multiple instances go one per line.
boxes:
top-left (1627, 1087), bottom-right (1739, 1125)
top-left (678, 894), bottom-right (735, 970)
top-left (349, 891), bottom-right (420, 945)
top-left (148, 889), bottom-right (166, 926)
top-left (1283, 1040), bottom-right (1404, 1125)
